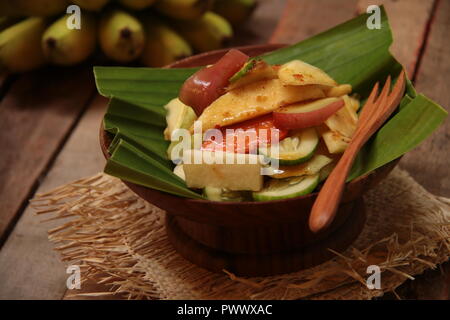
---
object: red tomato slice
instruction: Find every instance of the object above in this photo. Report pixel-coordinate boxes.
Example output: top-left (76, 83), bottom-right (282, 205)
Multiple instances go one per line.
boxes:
top-left (202, 114), bottom-right (289, 154)
top-left (179, 49), bottom-right (249, 116)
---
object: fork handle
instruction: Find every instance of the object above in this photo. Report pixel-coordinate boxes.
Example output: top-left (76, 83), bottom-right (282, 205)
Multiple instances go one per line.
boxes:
top-left (308, 141), bottom-right (360, 233)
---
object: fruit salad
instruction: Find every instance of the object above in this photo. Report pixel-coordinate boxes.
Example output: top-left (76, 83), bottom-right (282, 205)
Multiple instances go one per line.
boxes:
top-left (164, 49), bottom-right (361, 202)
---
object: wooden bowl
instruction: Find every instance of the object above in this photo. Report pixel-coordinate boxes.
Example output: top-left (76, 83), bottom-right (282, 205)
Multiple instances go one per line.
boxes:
top-left (100, 44), bottom-right (400, 276)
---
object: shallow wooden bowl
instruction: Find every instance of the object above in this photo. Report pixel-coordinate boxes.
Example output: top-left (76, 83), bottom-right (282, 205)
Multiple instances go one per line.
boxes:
top-left (100, 44), bottom-right (400, 276)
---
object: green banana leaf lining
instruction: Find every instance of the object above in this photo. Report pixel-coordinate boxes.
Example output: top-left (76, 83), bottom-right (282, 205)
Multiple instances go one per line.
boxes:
top-left (94, 7), bottom-right (447, 199)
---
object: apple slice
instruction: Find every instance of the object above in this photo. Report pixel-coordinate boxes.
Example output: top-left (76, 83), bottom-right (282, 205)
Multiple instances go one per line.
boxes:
top-left (273, 97), bottom-right (344, 130)
top-left (179, 49), bottom-right (249, 116)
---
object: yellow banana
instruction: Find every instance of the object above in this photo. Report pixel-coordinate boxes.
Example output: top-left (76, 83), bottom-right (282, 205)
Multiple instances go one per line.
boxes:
top-left (118, 0), bottom-right (157, 10)
top-left (213, 0), bottom-right (257, 26)
top-left (155, 0), bottom-right (213, 20)
top-left (0, 0), bottom-right (68, 17)
top-left (0, 17), bottom-right (23, 32)
top-left (141, 18), bottom-right (192, 67)
top-left (99, 10), bottom-right (145, 63)
top-left (0, 17), bottom-right (47, 73)
top-left (173, 11), bottom-right (232, 52)
top-left (42, 13), bottom-right (97, 66)
top-left (71, 0), bottom-right (110, 11)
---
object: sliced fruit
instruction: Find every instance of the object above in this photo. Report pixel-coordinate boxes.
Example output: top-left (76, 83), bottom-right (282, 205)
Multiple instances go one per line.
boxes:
top-left (193, 79), bottom-right (325, 132)
top-left (324, 84), bottom-right (352, 97)
top-left (179, 49), bottom-right (249, 116)
top-left (173, 164), bottom-right (185, 180)
top-left (164, 98), bottom-right (197, 140)
top-left (278, 60), bottom-right (337, 87)
top-left (324, 95), bottom-right (358, 138)
top-left (347, 94), bottom-right (361, 112)
top-left (319, 162), bottom-right (336, 182)
top-left (273, 97), bottom-right (344, 130)
top-left (202, 114), bottom-right (288, 154)
top-left (259, 128), bottom-right (319, 166)
top-left (228, 59), bottom-right (278, 90)
top-left (252, 174), bottom-right (319, 201)
top-left (182, 150), bottom-right (264, 191)
top-left (203, 186), bottom-right (248, 202)
top-left (318, 125), bottom-right (351, 154)
top-left (272, 154), bottom-right (333, 179)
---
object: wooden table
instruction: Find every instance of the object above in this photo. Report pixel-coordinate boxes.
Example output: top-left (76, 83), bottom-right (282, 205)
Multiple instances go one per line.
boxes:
top-left (0, 0), bottom-right (448, 300)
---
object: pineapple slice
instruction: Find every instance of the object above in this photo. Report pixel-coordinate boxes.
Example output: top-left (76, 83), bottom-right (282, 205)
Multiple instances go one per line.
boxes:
top-left (278, 60), bottom-right (338, 87)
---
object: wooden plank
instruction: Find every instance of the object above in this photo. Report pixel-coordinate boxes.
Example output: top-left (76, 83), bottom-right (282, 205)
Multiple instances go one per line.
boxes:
top-left (358, 0), bottom-right (436, 78)
top-left (232, 0), bottom-right (287, 46)
top-left (0, 95), bottom-right (108, 299)
top-left (400, 0), bottom-right (449, 197)
top-left (269, 0), bottom-right (359, 44)
top-left (0, 67), bottom-right (95, 242)
top-left (0, 72), bottom-right (14, 101)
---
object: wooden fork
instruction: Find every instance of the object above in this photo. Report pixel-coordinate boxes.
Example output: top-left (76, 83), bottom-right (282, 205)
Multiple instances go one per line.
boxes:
top-left (309, 70), bottom-right (406, 233)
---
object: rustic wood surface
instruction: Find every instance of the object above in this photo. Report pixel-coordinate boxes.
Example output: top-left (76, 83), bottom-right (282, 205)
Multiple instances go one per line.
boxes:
top-left (0, 0), bottom-right (448, 299)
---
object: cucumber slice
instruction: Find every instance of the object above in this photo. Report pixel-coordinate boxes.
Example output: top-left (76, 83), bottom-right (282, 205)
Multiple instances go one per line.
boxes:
top-left (253, 174), bottom-right (319, 201)
top-left (272, 154), bottom-right (333, 179)
top-left (259, 128), bottom-right (319, 166)
top-left (319, 162), bottom-right (336, 182)
top-left (203, 187), bottom-right (248, 202)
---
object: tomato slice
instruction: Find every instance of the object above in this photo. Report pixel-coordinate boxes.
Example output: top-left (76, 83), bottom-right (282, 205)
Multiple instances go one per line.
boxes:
top-left (202, 114), bottom-right (289, 154)
top-left (179, 49), bottom-right (249, 116)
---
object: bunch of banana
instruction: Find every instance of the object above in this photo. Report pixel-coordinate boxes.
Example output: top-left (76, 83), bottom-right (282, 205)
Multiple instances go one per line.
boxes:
top-left (0, 17), bottom-right (48, 72)
top-left (42, 13), bottom-right (97, 66)
top-left (213, 0), bottom-right (257, 26)
top-left (155, 0), bottom-right (214, 20)
top-left (0, 0), bottom-right (69, 17)
top-left (0, 0), bottom-right (258, 73)
top-left (72, 0), bottom-right (110, 11)
top-left (172, 11), bottom-right (233, 53)
top-left (119, 0), bottom-right (157, 11)
top-left (99, 9), bottom-right (145, 63)
top-left (140, 16), bottom-right (192, 67)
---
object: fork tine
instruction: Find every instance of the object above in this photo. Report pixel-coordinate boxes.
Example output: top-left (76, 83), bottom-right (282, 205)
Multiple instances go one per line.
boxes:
top-left (366, 81), bottom-right (380, 106)
top-left (355, 77), bottom-right (390, 136)
top-left (387, 70), bottom-right (406, 109)
top-left (357, 82), bottom-right (380, 125)
top-left (376, 75), bottom-right (391, 104)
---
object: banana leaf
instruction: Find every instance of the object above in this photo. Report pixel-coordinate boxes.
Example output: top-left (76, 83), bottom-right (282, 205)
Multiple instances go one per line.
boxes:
top-left (94, 6), bottom-right (447, 199)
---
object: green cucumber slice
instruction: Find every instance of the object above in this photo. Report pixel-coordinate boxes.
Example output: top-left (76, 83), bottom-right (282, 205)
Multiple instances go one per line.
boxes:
top-left (253, 174), bottom-right (319, 201)
top-left (259, 128), bottom-right (319, 166)
top-left (203, 187), bottom-right (248, 202)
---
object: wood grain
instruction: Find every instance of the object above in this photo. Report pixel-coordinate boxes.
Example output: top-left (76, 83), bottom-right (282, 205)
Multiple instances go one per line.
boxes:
top-left (270, 0), bottom-right (358, 44)
top-left (358, 0), bottom-right (436, 78)
top-left (0, 95), bottom-right (107, 299)
top-left (400, 0), bottom-right (449, 197)
top-left (0, 67), bottom-right (95, 242)
top-left (232, 0), bottom-right (287, 46)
